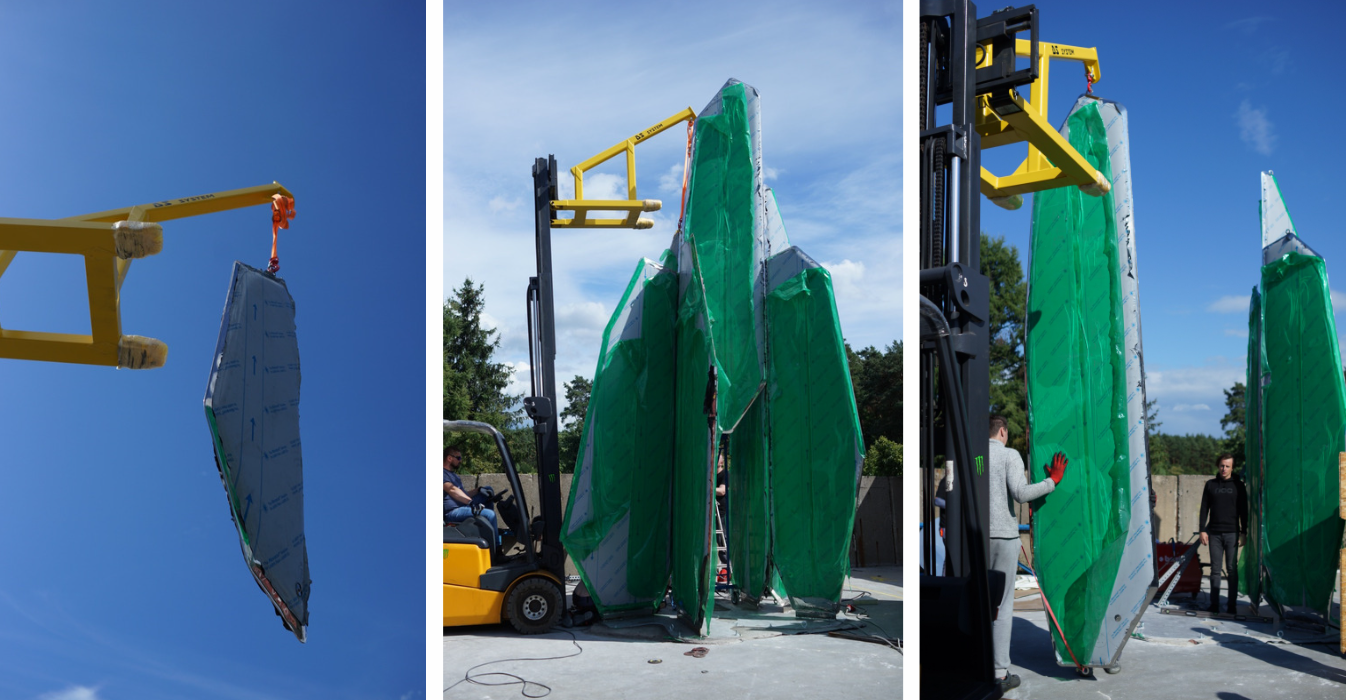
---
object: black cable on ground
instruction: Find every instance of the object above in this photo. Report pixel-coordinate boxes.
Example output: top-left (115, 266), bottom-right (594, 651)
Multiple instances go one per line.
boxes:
top-left (444, 630), bottom-right (583, 698)
top-left (840, 602), bottom-right (902, 654)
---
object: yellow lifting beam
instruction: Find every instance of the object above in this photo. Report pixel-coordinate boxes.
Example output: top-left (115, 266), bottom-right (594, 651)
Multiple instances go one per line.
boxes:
top-left (552, 107), bottom-right (696, 229)
top-left (976, 39), bottom-right (1109, 205)
top-left (0, 182), bottom-right (293, 370)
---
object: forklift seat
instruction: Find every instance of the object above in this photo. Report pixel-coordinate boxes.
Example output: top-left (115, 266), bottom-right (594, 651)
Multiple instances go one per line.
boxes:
top-left (444, 519), bottom-right (492, 549)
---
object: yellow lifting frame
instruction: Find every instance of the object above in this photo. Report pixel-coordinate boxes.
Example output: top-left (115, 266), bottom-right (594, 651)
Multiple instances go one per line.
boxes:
top-left (552, 107), bottom-right (696, 229)
top-left (0, 182), bottom-right (293, 370)
top-left (976, 39), bottom-right (1109, 202)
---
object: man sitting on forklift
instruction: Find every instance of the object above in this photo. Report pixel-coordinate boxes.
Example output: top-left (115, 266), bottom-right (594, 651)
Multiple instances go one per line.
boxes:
top-left (443, 446), bottom-right (498, 538)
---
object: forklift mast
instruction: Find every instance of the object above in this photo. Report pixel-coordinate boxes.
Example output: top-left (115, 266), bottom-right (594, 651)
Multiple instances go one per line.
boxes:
top-left (922, 2), bottom-right (1109, 695)
top-left (524, 155), bottom-right (567, 580)
top-left (920, 3), bottom-right (1040, 698)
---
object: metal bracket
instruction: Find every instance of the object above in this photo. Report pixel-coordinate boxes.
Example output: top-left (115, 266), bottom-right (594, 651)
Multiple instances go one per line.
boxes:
top-left (551, 107), bottom-right (695, 229)
top-left (0, 182), bottom-right (294, 369)
top-left (976, 35), bottom-right (1109, 199)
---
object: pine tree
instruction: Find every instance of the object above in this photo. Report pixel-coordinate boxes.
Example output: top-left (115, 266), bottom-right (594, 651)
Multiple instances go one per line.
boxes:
top-left (848, 341), bottom-right (902, 447)
top-left (1220, 382), bottom-right (1246, 470)
top-left (443, 278), bottom-right (522, 473)
top-left (557, 376), bottom-right (592, 474)
top-left (981, 234), bottom-right (1028, 454)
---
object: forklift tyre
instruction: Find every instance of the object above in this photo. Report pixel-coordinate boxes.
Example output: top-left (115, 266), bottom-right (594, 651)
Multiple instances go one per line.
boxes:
top-left (505, 577), bottom-right (563, 634)
top-left (1104, 666), bottom-right (1120, 675)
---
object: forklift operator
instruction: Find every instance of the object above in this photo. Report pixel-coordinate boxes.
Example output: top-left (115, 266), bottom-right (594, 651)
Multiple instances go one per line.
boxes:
top-left (443, 447), bottom-right (498, 536)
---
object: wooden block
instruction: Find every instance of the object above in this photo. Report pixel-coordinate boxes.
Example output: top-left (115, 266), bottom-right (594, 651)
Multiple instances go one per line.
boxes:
top-left (1339, 453), bottom-right (1345, 520)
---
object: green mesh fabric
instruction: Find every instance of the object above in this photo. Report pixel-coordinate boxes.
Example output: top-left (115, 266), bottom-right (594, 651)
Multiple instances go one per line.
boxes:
top-left (1257, 252), bottom-right (1346, 613)
top-left (766, 259), bottom-right (864, 614)
top-left (728, 399), bottom-right (771, 603)
top-left (1026, 102), bottom-right (1130, 664)
top-left (671, 252), bottom-right (718, 634)
top-left (682, 80), bottom-right (763, 432)
top-left (558, 80), bottom-right (862, 634)
top-left (560, 256), bottom-right (677, 617)
top-left (1238, 288), bottom-right (1265, 603)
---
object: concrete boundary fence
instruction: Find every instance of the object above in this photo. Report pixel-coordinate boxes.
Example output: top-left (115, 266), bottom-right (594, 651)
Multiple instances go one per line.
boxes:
top-left (920, 470), bottom-right (1224, 571)
top-left (452, 474), bottom-right (901, 577)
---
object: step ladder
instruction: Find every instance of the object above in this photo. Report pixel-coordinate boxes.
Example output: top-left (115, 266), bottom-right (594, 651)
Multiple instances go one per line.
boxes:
top-left (713, 501), bottom-right (734, 596)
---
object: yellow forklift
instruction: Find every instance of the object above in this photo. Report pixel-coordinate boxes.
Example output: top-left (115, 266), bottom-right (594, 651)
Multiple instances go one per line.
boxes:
top-left (443, 420), bottom-right (566, 634)
top-left (445, 116), bottom-right (695, 634)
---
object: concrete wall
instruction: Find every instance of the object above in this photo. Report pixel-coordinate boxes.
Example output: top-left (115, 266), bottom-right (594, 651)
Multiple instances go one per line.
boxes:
top-left (852, 476), bottom-right (901, 567)
top-left (457, 473), bottom-right (900, 573)
top-left (919, 469), bottom-right (1219, 570)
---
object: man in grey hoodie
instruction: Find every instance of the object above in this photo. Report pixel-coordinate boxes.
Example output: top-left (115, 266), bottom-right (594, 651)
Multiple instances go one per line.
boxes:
top-left (987, 415), bottom-right (1068, 692)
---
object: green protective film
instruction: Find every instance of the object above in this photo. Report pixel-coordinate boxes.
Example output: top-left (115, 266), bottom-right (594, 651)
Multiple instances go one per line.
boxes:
top-left (1257, 252), bottom-right (1346, 613)
top-left (1026, 102), bottom-right (1130, 663)
top-left (558, 80), bottom-right (863, 633)
top-left (671, 245), bottom-right (718, 634)
top-left (728, 398), bottom-right (771, 603)
top-left (560, 255), bottom-right (678, 617)
top-left (766, 252), bottom-right (864, 615)
top-left (682, 80), bottom-right (763, 432)
top-left (1238, 288), bottom-right (1265, 604)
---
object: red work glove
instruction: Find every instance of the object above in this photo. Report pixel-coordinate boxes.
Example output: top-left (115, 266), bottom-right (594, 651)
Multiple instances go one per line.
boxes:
top-left (1046, 452), bottom-right (1068, 484)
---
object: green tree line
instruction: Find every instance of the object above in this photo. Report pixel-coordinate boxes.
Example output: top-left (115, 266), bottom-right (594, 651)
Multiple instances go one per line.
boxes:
top-left (444, 277), bottom-right (902, 476)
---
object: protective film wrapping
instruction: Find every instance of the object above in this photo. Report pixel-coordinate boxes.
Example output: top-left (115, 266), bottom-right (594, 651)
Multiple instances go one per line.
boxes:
top-left (1257, 252), bottom-right (1346, 613)
top-left (670, 233), bottom-right (719, 634)
top-left (1026, 101), bottom-right (1131, 665)
top-left (204, 262), bottom-right (310, 642)
top-left (1057, 96), bottom-right (1157, 666)
top-left (1238, 288), bottom-right (1265, 603)
top-left (560, 79), bottom-right (862, 634)
top-left (683, 79), bottom-right (765, 433)
top-left (765, 246), bottom-right (864, 615)
top-left (561, 255), bottom-right (678, 618)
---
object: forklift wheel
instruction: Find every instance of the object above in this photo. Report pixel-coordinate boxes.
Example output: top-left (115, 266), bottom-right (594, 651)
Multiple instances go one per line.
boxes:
top-left (505, 577), bottom-right (563, 634)
top-left (1104, 666), bottom-right (1121, 675)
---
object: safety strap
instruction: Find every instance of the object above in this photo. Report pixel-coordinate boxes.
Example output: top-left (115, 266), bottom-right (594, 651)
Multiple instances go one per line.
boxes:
top-left (1022, 543), bottom-right (1084, 671)
top-left (677, 119), bottom-right (695, 234)
top-left (269, 194), bottom-right (296, 274)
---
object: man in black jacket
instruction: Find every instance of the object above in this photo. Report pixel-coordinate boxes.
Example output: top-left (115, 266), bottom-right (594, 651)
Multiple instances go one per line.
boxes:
top-left (1199, 453), bottom-right (1247, 614)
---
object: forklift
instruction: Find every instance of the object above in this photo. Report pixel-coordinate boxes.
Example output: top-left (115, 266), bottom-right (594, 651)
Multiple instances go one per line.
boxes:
top-left (919, 3), bottom-right (1108, 697)
top-left (443, 113), bottom-right (694, 635)
top-left (443, 419), bottom-right (566, 634)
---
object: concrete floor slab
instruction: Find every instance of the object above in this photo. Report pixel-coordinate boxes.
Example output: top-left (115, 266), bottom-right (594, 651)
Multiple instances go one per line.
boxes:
top-left (1000, 593), bottom-right (1345, 700)
top-left (444, 567), bottom-right (902, 699)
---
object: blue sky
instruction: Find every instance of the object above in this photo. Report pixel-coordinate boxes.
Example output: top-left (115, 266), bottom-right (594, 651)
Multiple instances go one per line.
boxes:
top-left (0, 5), bottom-right (424, 700)
top-left (976, 0), bottom-right (1345, 436)
top-left (445, 1), bottom-right (900, 412)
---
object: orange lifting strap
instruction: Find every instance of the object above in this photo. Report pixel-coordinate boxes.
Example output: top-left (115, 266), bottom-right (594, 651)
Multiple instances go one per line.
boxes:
top-left (269, 194), bottom-right (296, 274)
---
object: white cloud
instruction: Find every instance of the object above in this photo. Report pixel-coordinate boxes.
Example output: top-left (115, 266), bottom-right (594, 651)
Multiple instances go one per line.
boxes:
top-left (1223, 17), bottom-right (1273, 34)
top-left (1331, 289), bottom-right (1346, 310)
top-left (1263, 48), bottom-right (1291, 75)
top-left (1207, 295), bottom-right (1250, 313)
top-left (1236, 100), bottom-right (1276, 156)
top-left (39, 688), bottom-right (101, 700)
top-left (658, 163), bottom-right (684, 194)
top-left (446, 4), bottom-right (900, 418)
top-left (1145, 358), bottom-right (1245, 435)
top-left (1224, 328), bottom-right (1248, 338)
top-left (488, 195), bottom-right (520, 214)
top-left (824, 259), bottom-right (865, 298)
